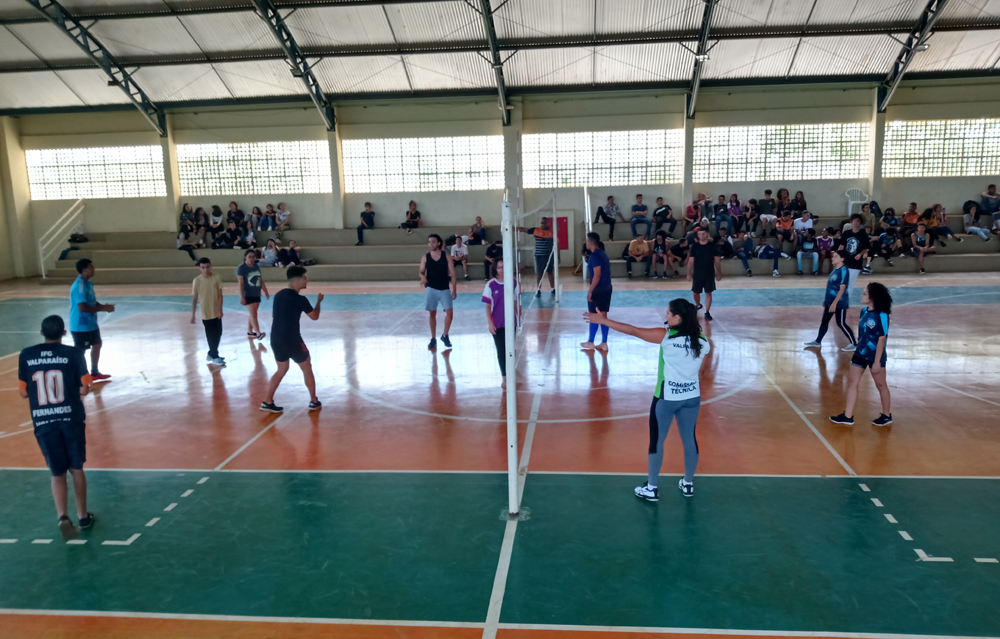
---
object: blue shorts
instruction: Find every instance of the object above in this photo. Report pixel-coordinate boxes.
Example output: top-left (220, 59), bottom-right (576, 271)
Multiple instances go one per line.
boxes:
top-left (851, 351), bottom-right (887, 369)
top-left (425, 287), bottom-right (453, 311)
top-left (35, 421), bottom-right (86, 476)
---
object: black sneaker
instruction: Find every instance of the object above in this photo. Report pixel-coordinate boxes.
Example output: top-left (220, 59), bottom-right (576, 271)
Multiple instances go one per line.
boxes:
top-left (634, 482), bottom-right (658, 502)
top-left (551, 289), bottom-right (555, 296)
top-left (355, 241), bottom-right (363, 246)
top-left (938, 241), bottom-right (947, 248)
top-left (919, 268), bottom-right (926, 274)
top-left (704, 311), bottom-right (713, 321)
top-left (872, 413), bottom-right (893, 426)
top-left (260, 401), bottom-right (283, 413)
top-left (428, 337), bottom-right (437, 350)
top-left (956, 236), bottom-right (964, 242)
top-left (746, 270), bottom-right (753, 277)
top-left (58, 515), bottom-right (78, 540)
top-left (79, 512), bottom-right (95, 529)
top-left (464, 274), bottom-right (470, 280)
top-left (862, 266), bottom-right (872, 275)
top-left (678, 479), bottom-right (694, 498)
top-left (535, 291), bottom-right (541, 298)
top-left (627, 272), bottom-right (633, 278)
top-left (797, 270), bottom-right (804, 275)
top-left (829, 413), bottom-right (854, 426)
top-left (308, 400), bottom-right (322, 411)
top-left (441, 335), bottom-right (452, 349)
top-left (696, 304), bottom-right (703, 310)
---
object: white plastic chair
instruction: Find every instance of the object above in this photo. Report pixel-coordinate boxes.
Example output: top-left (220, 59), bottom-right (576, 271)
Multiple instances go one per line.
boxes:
top-left (846, 188), bottom-right (869, 217)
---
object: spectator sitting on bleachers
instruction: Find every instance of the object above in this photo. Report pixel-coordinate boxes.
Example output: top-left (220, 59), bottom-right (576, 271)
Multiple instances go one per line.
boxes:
top-left (213, 220), bottom-right (242, 249)
top-left (817, 226), bottom-right (836, 274)
top-left (260, 238), bottom-right (281, 266)
top-left (868, 227), bottom-right (901, 271)
top-left (900, 202), bottom-right (921, 238)
top-left (713, 195), bottom-right (732, 237)
top-left (793, 210), bottom-right (814, 247)
top-left (858, 203), bottom-right (878, 234)
top-left (931, 204), bottom-right (962, 245)
top-left (626, 235), bottom-right (652, 278)
top-left (666, 236), bottom-right (688, 278)
top-left (260, 204), bottom-right (277, 231)
top-left (177, 221), bottom-right (198, 261)
top-left (733, 231), bottom-right (754, 277)
top-left (280, 240), bottom-right (309, 266)
top-left (797, 228), bottom-right (819, 275)
top-left (792, 191), bottom-right (808, 216)
top-left (911, 222), bottom-right (935, 274)
top-left (399, 200), bottom-right (422, 234)
top-left (484, 239), bottom-right (502, 281)
top-left (275, 202), bottom-right (292, 240)
top-left (757, 189), bottom-right (777, 233)
top-left (630, 194), bottom-right (652, 239)
top-left (653, 198), bottom-right (675, 236)
top-left (963, 201), bottom-right (992, 241)
top-left (180, 202), bottom-right (195, 227)
top-left (776, 188), bottom-right (793, 219)
top-left (754, 235), bottom-right (791, 277)
top-left (208, 206), bottom-right (226, 243)
top-left (193, 206), bottom-right (209, 246)
top-left (880, 207), bottom-right (899, 231)
top-left (744, 199), bottom-right (760, 237)
top-left (241, 220), bottom-right (257, 248)
top-left (728, 194), bottom-right (744, 234)
top-left (450, 235), bottom-right (471, 281)
top-left (683, 199), bottom-right (701, 234)
top-left (468, 216), bottom-right (486, 245)
top-left (356, 201), bottom-right (375, 246)
top-left (594, 204), bottom-right (617, 240)
top-left (773, 211), bottom-right (795, 246)
top-left (651, 231), bottom-right (669, 278)
top-left (247, 206), bottom-right (262, 231)
top-left (227, 201), bottom-right (244, 227)
top-left (980, 184), bottom-right (1000, 218)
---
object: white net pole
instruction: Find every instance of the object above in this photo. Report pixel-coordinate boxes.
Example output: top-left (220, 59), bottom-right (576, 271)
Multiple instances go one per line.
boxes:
top-left (501, 199), bottom-right (519, 516)
top-left (583, 186), bottom-right (592, 284)
top-left (551, 189), bottom-right (559, 303)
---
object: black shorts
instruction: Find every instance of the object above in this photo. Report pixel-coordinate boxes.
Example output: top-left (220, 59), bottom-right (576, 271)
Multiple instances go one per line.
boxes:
top-left (244, 295), bottom-right (261, 305)
top-left (272, 340), bottom-right (309, 364)
top-left (588, 289), bottom-right (612, 313)
top-left (35, 421), bottom-right (86, 476)
top-left (851, 351), bottom-right (887, 369)
top-left (71, 329), bottom-right (101, 351)
top-left (691, 272), bottom-right (716, 294)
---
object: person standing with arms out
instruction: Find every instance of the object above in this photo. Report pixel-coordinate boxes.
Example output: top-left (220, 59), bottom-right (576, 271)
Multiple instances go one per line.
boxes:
top-left (19, 315), bottom-right (95, 539)
top-left (687, 227), bottom-right (721, 321)
top-left (838, 214), bottom-right (869, 306)
top-left (516, 217), bottom-right (555, 297)
top-left (584, 299), bottom-right (710, 500)
top-left (581, 232), bottom-right (612, 352)
top-left (630, 194), bottom-right (652, 239)
top-left (831, 282), bottom-right (893, 427)
top-left (70, 259), bottom-right (114, 382)
top-left (483, 257), bottom-right (518, 389)
top-left (191, 257), bottom-right (225, 367)
top-left (237, 249), bottom-right (268, 340)
top-left (356, 201), bottom-right (375, 246)
top-left (803, 251), bottom-right (857, 350)
top-left (260, 266), bottom-right (323, 413)
top-left (420, 233), bottom-right (457, 351)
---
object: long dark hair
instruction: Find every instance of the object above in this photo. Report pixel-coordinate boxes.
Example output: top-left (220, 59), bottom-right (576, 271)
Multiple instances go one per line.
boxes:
top-left (867, 282), bottom-right (893, 315)
top-left (667, 298), bottom-right (703, 357)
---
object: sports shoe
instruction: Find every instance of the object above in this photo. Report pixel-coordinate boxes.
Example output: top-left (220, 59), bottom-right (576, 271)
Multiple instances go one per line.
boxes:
top-left (464, 274), bottom-right (470, 280)
top-left (678, 479), bottom-right (694, 497)
top-left (696, 303), bottom-right (703, 310)
top-left (355, 241), bottom-right (363, 246)
top-left (783, 254), bottom-right (792, 260)
top-left (919, 268), bottom-right (926, 274)
top-left (91, 373), bottom-right (111, 382)
top-left (704, 311), bottom-right (713, 321)
top-left (627, 272), bottom-right (633, 278)
top-left (428, 337), bottom-right (437, 350)
top-left (886, 260), bottom-right (894, 266)
top-left (653, 273), bottom-right (660, 279)
top-left (535, 291), bottom-right (541, 298)
top-left (79, 512), bottom-right (95, 529)
top-left (862, 266), bottom-right (872, 275)
top-left (673, 270), bottom-right (680, 277)
top-left (634, 482), bottom-right (658, 502)
top-left (938, 240), bottom-right (947, 248)
top-left (841, 344), bottom-right (856, 352)
top-left (255, 331), bottom-right (266, 341)
top-left (308, 400), bottom-right (322, 411)
top-left (211, 357), bottom-right (226, 367)
top-left (872, 413), bottom-right (893, 426)
top-left (797, 270), bottom-right (804, 275)
top-left (829, 413), bottom-right (854, 426)
top-left (259, 401), bottom-right (283, 413)
top-left (205, 354), bottom-right (213, 362)
top-left (803, 341), bottom-right (821, 348)
top-left (772, 269), bottom-right (780, 277)
top-left (746, 270), bottom-right (753, 277)
top-left (441, 334), bottom-right (452, 348)
top-left (956, 236), bottom-right (964, 242)
top-left (58, 515), bottom-right (78, 540)
top-left (551, 289), bottom-right (556, 296)
top-left (813, 271), bottom-right (820, 275)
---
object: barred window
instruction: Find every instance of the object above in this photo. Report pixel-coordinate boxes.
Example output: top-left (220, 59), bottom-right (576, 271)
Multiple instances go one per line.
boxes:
top-left (343, 136), bottom-right (504, 193)
top-left (25, 146), bottom-right (167, 200)
top-left (523, 130), bottom-right (683, 188)
top-left (692, 124), bottom-right (870, 182)
top-left (177, 141), bottom-right (332, 196)
top-left (883, 119), bottom-right (1000, 178)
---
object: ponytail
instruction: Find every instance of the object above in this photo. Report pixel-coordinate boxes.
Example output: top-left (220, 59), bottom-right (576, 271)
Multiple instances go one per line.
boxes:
top-left (667, 298), bottom-right (703, 358)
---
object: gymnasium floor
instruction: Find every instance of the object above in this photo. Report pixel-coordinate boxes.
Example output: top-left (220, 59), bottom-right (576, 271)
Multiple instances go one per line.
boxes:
top-left (0, 271), bottom-right (998, 639)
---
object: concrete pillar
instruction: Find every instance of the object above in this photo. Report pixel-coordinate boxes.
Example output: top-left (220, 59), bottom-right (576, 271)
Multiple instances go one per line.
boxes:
top-left (868, 87), bottom-right (886, 204)
top-left (0, 116), bottom-right (37, 278)
top-left (162, 114), bottom-right (182, 233)
top-left (503, 98), bottom-right (523, 218)
top-left (682, 117), bottom-right (695, 212)
top-left (326, 114), bottom-right (346, 230)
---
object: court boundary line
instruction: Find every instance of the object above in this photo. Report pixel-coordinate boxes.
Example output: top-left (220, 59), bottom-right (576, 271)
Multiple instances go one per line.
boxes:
top-left (927, 379), bottom-right (1000, 408)
top-left (213, 407), bottom-right (307, 471)
top-left (495, 622), bottom-right (1000, 638)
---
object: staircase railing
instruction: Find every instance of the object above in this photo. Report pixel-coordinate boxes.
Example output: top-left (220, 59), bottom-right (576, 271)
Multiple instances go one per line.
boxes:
top-left (37, 199), bottom-right (85, 279)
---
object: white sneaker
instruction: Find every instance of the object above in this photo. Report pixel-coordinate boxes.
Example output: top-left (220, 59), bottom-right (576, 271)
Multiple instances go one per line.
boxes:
top-left (678, 479), bottom-right (694, 498)
top-left (841, 344), bottom-right (856, 352)
top-left (211, 357), bottom-right (226, 367)
top-left (634, 482), bottom-right (658, 502)
top-left (783, 253), bottom-right (791, 260)
top-left (205, 354), bottom-right (213, 362)
top-left (803, 341), bottom-right (821, 348)
top-left (772, 269), bottom-right (780, 277)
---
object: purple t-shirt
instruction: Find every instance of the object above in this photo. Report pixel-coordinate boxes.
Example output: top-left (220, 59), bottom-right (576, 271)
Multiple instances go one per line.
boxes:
top-left (483, 278), bottom-right (518, 328)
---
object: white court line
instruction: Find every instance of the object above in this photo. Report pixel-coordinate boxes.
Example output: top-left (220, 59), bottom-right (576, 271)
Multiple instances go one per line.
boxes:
top-left (899, 531), bottom-right (913, 541)
top-left (0, 394), bottom-right (147, 442)
top-left (213, 406), bottom-right (307, 471)
top-left (181, 489), bottom-right (194, 497)
top-left (859, 483), bottom-right (870, 492)
top-left (898, 291), bottom-right (1000, 306)
top-left (163, 503), bottom-right (177, 512)
top-left (0, 608), bottom-right (484, 628)
top-left (927, 379), bottom-right (1000, 408)
top-left (102, 534), bottom-right (140, 546)
top-left (197, 477), bottom-right (209, 484)
top-left (975, 557), bottom-right (999, 563)
top-left (871, 498), bottom-right (883, 507)
top-left (66, 540), bottom-right (87, 545)
top-left (145, 518), bottom-right (160, 527)
top-left (914, 548), bottom-right (953, 562)
top-left (884, 514), bottom-right (897, 523)
top-left (496, 622), bottom-right (1000, 638)
top-left (32, 539), bottom-right (52, 544)
top-left (0, 539), bottom-right (16, 543)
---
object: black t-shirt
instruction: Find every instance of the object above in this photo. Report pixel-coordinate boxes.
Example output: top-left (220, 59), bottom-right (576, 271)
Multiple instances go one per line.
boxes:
top-left (361, 211), bottom-right (374, 227)
top-left (270, 288), bottom-right (313, 346)
top-left (689, 241), bottom-right (719, 275)
top-left (757, 198), bottom-right (775, 217)
top-left (714, 204), bottom-right (728, 217)
top-left (669, 243), bottom-right (688, 259)
top-left (485, 243), bottom-right (502, 261)
top-left (653, 205), bottom-right (671, 220)
top-left (18, 343), bottom-right (88, 432)
top-left (839, 229), bottom-right (871, 270)
top-left (228, 209), bottom-right (245, 225)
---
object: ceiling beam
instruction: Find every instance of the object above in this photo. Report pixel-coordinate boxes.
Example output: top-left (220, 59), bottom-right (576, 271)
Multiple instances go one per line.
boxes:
top-left (878, 0), bottom-right (950, 112)
top-left (249, 0), bottom-right (335, 130)
top-left (476, 0), bottom-right (511, 125)
top-left (686, 0), bottom-right (717, 119)
top-left (20, 0), bottom-right (166, 136)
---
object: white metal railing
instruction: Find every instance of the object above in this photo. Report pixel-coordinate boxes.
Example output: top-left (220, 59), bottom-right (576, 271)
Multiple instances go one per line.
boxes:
top-left (37, 198), bottom-right (85, 279)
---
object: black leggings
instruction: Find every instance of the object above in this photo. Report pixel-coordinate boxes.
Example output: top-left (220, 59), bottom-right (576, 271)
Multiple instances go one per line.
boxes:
top-left (816, 307), bottom-right (856, 345)
top-left (202, 318), bottom-right (222, 359)
top-left (179, 246), bottom-right (196, 261)
top-left (493, 327), bottom-right (507, 376)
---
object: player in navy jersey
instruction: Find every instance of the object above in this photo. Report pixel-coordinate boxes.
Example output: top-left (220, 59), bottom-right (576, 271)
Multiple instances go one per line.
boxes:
top-left (804, 250), bottom-right (856, 349)
top-left (18, 315), bottom-right (95, 539)
top-left (830, 282), bottom-right (893, 427)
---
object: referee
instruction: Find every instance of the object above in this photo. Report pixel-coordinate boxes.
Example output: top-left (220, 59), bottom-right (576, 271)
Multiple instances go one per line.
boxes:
top-left (686, 227), bottom-right (722, 321)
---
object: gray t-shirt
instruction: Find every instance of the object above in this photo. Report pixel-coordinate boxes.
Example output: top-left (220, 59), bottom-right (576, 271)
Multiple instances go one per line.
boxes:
top-left (236, 263), bottom-right (262, 298)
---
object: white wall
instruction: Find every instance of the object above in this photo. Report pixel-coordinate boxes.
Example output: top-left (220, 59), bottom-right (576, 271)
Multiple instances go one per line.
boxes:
top-left (344, 191), bottom-right (500, 228)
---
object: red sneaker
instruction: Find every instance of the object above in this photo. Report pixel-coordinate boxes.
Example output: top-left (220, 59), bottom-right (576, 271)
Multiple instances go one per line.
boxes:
top-left (91, 373), bottom-right (112, 382)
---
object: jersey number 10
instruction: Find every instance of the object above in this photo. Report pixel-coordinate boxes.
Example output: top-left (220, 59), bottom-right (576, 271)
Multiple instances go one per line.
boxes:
top-left (31, 370), bottom-right (65, 405)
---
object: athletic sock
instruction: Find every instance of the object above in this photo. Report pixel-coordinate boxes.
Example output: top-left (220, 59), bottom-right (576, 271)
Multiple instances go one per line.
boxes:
top-left (588, 323), bottom-right (599, 342)
top-left (600, 325), bottom-right (609, 342)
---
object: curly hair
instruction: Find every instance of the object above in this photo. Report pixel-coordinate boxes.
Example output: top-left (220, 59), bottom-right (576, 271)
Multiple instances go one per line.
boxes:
top-left (866, 282), bottom-right (893, 315)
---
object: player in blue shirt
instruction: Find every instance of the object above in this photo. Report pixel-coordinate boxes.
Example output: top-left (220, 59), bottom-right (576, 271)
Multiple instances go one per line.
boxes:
top-left (804, 250), bottom-right (857, 350)
top-left (18, 315), bottom-right (95, 539)
top-left (69, 259), bottom-right (115, 381)
top-left (582, 232), bottom-right (613, 352)
top-left (831, 282), bottom-right (893, 427)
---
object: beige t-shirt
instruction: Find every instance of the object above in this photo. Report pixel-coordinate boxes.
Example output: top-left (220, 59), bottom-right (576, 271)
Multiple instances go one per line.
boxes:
top-left (192, 273), bottom-right (223, 320)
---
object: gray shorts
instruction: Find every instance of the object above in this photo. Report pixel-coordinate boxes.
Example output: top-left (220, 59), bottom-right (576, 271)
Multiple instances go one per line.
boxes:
top-left (425, 287), bottom-right (453, 311)
top-left (534, 253), bottom-right (554, 274)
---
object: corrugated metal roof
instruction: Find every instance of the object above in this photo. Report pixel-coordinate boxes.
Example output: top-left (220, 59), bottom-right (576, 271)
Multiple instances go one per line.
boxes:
top-left (938, 0), bottom-right (1000, 23)
top-left (215, 59), bottom-right (306, 98)
top-left (506, 47), bottom-right (593, 86)
top-left (599, 0), bottom-right (703, 34)
top-left (0, 25), bottom-right (42, 67)
top-left (0, 70), bottom-right (84, 108)
top-left (909, 30), bottom-right (1000, 71)
top-left (789, 33), bottom-right (900, 76)
top-left (5, 23), bottom-right (90, 64)
top-left (313, 55), bottom-right (410, 94)
top-left (133, 63), bottom-right (234, 102)
top-left (383, 1), bottom-right (484, 43)
top-left (405, 52), bottom-right (494, 90)
top-left (283, 6), bottom-right (395, 48)
top-left (594, 42), bottom-right (690, 83)
top-left (712, 0), bottom-right (814, 29)
top-left (0, 0), bottom-right (46, 21)
top-left (177, 11), bottom-right (277, 57)
top-left (88, 16), bottom-right (202, 60)
top-left (702, 37), bottom-right (800, 78)
top-left (809, 0), bottom-right (923, 26)
top-left (493, 0), bottom-right (593, 40)
top-left (55, 68), bottom-right (133, 105)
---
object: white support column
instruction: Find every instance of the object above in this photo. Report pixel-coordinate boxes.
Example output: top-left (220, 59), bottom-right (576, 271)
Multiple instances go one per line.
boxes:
top-left (500, 200), bottom-right (518, 516)
top-left (0, 116), bottom-right (37, 277)
top-left (682, 117), bottom-right (695, 213)
top-left (503, 98), bottom-right (523, 219)
top-left (327, 115), bottom-right (346, 230)
top-left (868, 88), bottom-right (886, 204)
top-left (162, 114), bottom-right (182, 233)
